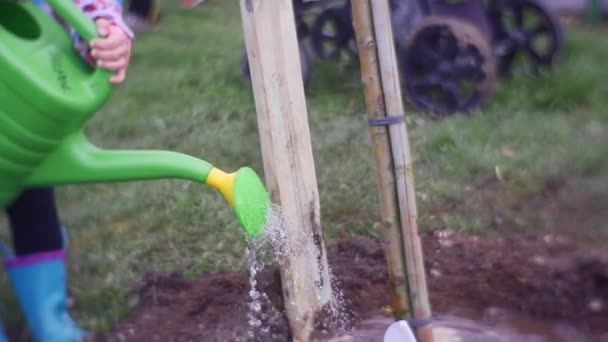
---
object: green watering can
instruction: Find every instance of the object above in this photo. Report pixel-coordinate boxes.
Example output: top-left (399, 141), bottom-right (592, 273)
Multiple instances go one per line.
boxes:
top-left (0, 0), bottom-right (270, 237)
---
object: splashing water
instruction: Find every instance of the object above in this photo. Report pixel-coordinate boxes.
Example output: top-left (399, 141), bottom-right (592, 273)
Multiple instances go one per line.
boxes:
top-left (245, 245), bottom-right (278, 340)
top-left (244, 204), bottom-right (354, 341)
top-left (244, 205), bottom-right (287, 341)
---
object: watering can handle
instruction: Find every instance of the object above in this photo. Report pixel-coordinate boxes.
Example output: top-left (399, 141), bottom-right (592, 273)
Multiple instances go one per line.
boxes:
top-left (42, 0), bottom-right (113, 82)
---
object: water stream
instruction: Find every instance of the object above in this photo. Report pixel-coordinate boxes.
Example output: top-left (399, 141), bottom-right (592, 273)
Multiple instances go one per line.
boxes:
top-left (244, 205), bottom-right (285, 341)
top-left (243, 204), bottom-right (352, 341)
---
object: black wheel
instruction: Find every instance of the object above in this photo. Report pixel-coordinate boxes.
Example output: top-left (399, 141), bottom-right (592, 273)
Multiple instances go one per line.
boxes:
top-left (487, 0), bottom-right (564, 76)
top-left (240, 42), bottom-right (312, 88)
top-left (310, 5), bottom-right (355, 60)
top-left (400, 16), bottom-right (497, 116)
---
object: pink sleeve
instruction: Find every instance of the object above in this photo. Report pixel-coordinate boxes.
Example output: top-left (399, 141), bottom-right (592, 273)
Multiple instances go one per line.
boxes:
top-left (75, 0), bottom-right (134, 38)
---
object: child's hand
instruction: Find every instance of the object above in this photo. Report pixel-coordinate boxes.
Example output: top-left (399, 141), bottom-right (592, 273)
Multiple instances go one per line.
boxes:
top-left (90, 18), bottom-right (132, 84)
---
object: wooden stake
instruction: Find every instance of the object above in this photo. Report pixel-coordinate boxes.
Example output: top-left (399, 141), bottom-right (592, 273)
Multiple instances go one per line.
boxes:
top-left (352, 0), bottom-right (433, 339)
top-left (369, 0), bottom-right (433, 338)
top-left (370, 0), bottom-right (432, 320)
top-left (351, 0), bottom-right (412, 319)
top-left (239, 1), bottom-right (332, 341)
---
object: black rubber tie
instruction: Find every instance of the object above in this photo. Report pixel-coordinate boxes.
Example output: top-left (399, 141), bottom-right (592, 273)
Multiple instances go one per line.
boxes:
top-left (368, 115), bottom-right (405, 127)
top-left (407, 316), bottom-right (435, 329)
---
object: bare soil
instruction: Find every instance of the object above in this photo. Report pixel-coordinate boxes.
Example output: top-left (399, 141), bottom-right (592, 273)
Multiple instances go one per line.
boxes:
top-left (91, 230), bottom-right (608, 342)
top-left (90, 177), bottom-right (608, 341)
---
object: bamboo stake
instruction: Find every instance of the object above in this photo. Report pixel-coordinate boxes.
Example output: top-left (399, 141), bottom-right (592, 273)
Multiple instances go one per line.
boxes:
top-left (366, 0), bottom-right (433, 339)
top-left (239, 1), bottom-right (333, 341)
top-left (350, 0), bottom-right (411, 319)
top-left (370, 0), bottom-right (432, 323)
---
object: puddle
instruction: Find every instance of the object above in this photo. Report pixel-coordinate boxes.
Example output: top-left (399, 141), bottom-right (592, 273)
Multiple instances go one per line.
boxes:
top-left (343, 311), bottom-right (607, 342)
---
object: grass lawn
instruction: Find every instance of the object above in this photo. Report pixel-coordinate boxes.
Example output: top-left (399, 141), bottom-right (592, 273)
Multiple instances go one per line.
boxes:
top-left (1, 1), bottom-right (607, 335)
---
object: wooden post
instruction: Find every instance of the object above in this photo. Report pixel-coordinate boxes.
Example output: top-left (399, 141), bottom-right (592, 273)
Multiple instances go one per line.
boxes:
top-left (352, 0), bottom-right (433, 339)
top-left (370, 0), bottom-right (432, 321)
top-left (239, 1), bottom-right (332, 341)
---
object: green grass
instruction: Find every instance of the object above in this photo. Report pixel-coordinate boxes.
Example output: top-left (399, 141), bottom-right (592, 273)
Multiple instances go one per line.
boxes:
top-left (1, 2), bottom-right (607, 335)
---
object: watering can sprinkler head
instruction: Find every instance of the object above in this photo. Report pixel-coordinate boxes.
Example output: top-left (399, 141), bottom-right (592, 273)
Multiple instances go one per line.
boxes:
top-left (206, 167), bottom-right (271, 237)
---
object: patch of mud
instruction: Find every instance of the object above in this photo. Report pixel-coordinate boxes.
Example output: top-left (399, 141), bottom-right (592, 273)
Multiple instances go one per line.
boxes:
top-left (425, 230), bottom-right (608, 339)
top-left (94, 231), bottom-right (608, 342)
top-left (94, 270), bottom-right (288, 342)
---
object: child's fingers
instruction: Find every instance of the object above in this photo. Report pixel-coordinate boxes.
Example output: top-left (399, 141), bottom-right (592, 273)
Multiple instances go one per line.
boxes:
top-left (95, 18), bottom-right (111, 37)
top-left (90, 32), bottom-right (124, 51)
top-left (110, 69), bottom-right (126, 84)
top-left (91, 44), bottom-right (128, 62)
top-left (98, 57), bottom-right (127, 71)
top-left (90, 21), bottom-right (130, 85)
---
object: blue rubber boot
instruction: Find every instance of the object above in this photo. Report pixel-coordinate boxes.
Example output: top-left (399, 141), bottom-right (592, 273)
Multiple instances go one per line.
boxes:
top-left (0, 320), bottom-right (8, 342)
top-left (5, 250), bottom-right (86, 342)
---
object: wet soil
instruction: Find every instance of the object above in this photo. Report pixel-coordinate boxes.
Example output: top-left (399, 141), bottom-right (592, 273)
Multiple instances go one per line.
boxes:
top-left (93, 177), bottom-right (608, 341)
top-left (94, 231), bottom-right (608, 342)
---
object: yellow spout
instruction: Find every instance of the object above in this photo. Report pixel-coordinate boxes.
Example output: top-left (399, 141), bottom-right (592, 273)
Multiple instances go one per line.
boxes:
top-left (206, 167), bottom-right (236, 206)
top-left (210, 166), bottom-right (271, 237)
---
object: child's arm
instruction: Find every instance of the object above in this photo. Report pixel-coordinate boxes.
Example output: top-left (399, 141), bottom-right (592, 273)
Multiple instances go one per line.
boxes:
top-left (74, 0), bottom-right (133, 84)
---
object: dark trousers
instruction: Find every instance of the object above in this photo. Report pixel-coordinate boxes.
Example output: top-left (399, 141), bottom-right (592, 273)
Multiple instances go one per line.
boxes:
top-left (127, 0), bottom-right (155, 18)
top-left (5, 188), bottom-right (64, 256)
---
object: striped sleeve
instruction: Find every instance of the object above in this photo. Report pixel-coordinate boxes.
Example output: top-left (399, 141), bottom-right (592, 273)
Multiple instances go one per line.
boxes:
top-left (74, 0), bottom-right (134, 39)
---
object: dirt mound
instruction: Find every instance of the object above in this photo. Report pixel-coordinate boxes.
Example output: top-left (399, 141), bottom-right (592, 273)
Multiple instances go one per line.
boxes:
top-left (92, 231), bottom-right (608, 341)
top-left (424, 230), bottom-right (608, 331)
top-left (91, 269), bottom-right (288, 342)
